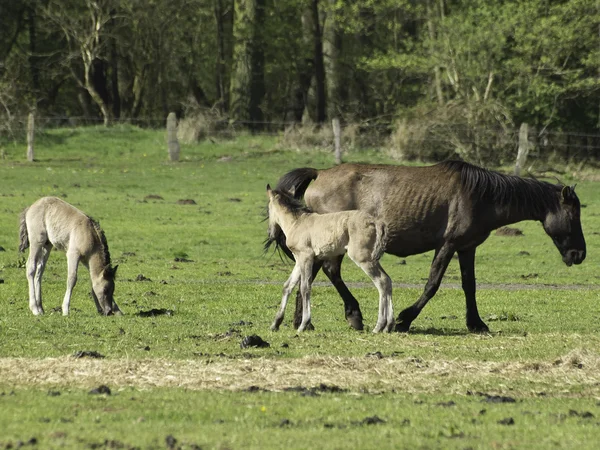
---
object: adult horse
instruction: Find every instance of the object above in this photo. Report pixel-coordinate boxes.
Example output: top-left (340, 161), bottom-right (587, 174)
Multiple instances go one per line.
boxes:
top-left (265, 160), bottom-right (586, 333)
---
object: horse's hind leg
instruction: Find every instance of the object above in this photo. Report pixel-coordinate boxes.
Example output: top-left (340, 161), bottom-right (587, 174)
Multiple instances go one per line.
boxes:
top-left (395, 243), bottom-right (455, 332)
top-left (62, 250), bottom-right (80, 316)
top-left (322, 255), bottom-right (364, 330)
top-left (272, 263), bottom-right (302, 331)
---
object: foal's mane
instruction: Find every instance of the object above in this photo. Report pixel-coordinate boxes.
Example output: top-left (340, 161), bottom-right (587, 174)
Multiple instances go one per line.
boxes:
top-left (272, 188), bottom-right (313, 217)
top-left (88, 216), bottom-right (112, 267)
top-left (440, 160), bottom-right (562, 214)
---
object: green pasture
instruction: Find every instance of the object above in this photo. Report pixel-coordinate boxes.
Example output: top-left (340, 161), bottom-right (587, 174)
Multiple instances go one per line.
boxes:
top-left (1, 126), bottom-right (599, 449)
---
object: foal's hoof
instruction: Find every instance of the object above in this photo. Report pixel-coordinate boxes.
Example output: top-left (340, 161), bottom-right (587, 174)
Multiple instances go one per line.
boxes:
top-left (295, 322), bottom-right (314, 331)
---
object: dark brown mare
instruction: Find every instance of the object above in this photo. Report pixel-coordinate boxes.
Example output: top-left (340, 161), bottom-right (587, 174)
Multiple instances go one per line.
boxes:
top-left (265, 160), bottom-right (586, 333)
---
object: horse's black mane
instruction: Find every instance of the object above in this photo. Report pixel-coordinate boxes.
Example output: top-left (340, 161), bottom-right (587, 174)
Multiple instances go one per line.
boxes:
top-left (272, 188), bottom-right (313, 217)
top-left (88, 216), bottom-right (112, 267)
top-left (439, 160), bottom-right (562, 215)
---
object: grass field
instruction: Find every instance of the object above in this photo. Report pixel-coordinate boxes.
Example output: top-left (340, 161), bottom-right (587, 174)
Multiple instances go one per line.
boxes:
top-left (1, 126), bottom-right (599, 449)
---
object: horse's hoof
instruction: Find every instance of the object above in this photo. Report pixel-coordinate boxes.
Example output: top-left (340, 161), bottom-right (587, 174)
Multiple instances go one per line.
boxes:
top-left (394, 321), bottom-right (411, 332)
top-left (467, 321), bottom-right (490, 333)
top-left (270, 324), bottom-right (279, 332)
top-left (346, 315), bottom-right (364, 331)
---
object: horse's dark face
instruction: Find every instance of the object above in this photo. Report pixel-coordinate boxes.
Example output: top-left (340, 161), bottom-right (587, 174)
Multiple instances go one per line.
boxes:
top-left (93, 265), bottom-right (122, 315)
top-left (542, 186), bottom-right (586, 267)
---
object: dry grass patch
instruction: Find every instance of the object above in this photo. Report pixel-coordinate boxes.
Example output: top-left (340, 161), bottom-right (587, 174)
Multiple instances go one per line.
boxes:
top-left (1, 349), bottom-right (599, 397)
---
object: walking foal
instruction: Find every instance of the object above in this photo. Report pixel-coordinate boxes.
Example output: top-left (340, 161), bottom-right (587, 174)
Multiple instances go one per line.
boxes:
top-left (266, 185), bottom-right (392, 332)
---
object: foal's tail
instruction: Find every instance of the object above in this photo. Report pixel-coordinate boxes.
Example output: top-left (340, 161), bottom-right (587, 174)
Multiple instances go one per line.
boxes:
top-left (372, 221), bottom-right (388, 262)
top-left (263, 167), bottom-right (319, 261)
top-left (18, 207), bottom-right (30, 253)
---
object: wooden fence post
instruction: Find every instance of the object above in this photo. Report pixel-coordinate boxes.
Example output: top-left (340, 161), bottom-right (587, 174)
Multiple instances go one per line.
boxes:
top-left (167, 112), bottom-right (180, 162)
top-left (514, 122), bottom-right (530, 176)
top-left (332, 118), bottom-right (342, 164)
top-left (27, 112), bottom-right (35, 162)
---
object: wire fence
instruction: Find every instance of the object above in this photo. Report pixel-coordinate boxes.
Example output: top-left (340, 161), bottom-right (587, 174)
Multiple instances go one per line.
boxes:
top-left (2, 115), bottom-right (600, 163)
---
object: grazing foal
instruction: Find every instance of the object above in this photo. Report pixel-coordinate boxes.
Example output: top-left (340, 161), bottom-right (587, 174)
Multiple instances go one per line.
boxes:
top-left (266, 185), bottom-right (393, 332)
top-left (19, 197), bottom-right (121, 316)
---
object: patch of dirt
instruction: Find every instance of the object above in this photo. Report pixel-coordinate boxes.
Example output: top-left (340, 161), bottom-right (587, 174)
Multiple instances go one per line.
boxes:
top-left (144, 194), bottom-right (164, 200)
top-left (177, 199), bottom-right (197, 205)
top-left (240, 335), bottom-right (270, 349)
top-left (135, 274), bottom-right (151, 282)
top-left (73, 351), bottom-right (105, 359)
top-left (136, 309), bottom-right (173, 317)
top-left (495, 227), bottom-right (524, 236)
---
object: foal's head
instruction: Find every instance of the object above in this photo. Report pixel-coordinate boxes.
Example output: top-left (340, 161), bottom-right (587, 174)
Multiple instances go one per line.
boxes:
top-left (92, 264), bottom-right (121, 315)
top-left (542, 185), bottom-right (586, 266)
top-left (266, 184), bottom-right (307, 233)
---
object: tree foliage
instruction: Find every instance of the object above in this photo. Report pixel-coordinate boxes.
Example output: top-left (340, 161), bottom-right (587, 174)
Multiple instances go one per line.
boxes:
top-left (0, 0), bottom-right (597, 161)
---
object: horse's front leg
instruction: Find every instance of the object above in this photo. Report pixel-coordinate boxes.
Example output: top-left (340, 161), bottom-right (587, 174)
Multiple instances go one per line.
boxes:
top-left (293, 259), bottom-right (322, 330)
top-left (322, 255), bottom-right (364, 330)
top-left (395, 243), bottom-right (455, 332)
top-left (62, 251), bottom-right (80, 316)
top-left (458, 248), bottom-right (489, 333)
top-left (271, 263), bottom-right (302, 331)
top-left (297, 257), bottom-right (314, 333)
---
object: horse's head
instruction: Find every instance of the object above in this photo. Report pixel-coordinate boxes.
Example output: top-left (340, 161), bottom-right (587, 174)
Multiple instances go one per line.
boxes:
top-left (93, 264), bottom-right (122, 315)
top-left (542, 185), bottom-right (586, 266)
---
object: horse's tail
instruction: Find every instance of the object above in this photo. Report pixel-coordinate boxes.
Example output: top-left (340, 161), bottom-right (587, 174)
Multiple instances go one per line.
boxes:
top-left (18, 207), bottom-right (30, 253)
top-left (372, 221), bottom-right (388, 262)
top-left (263, 167), bottom-right (319, 261)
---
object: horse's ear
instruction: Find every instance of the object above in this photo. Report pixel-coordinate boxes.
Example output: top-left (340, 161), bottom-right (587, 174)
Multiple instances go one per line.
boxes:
top-left (267, 184), bottom-right (274, 198)
top-left (288, 186), bottom-right (296, 198)
top-left (112, 264), bottom-right (119, 277)
top-left (561, 185), bottom-right (576, 203)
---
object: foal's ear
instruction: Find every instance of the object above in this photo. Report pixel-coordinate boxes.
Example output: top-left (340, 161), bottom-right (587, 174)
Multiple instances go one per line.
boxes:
top-left (266, 184), bottom-right (273, 198)
top-left (103, 264), bottom-right (118, 279)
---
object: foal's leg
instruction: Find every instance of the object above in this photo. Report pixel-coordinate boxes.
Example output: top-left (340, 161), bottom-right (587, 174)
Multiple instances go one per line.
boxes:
top-left (293, 260), bottom-right (322, 330)
top-left (297, 257), bottom-right (315, 333)
top-left (351, 257), bottom-right (393, 333)
top-left (395, 243), bottom-right (456, 332)
top-left (458, 248), bottom-right (489, 333)
top-left (271, 263), bottom-right (302, 331)
top-left (26, 243), bottom-right (45, 315)
top-left (322, 255), bottom-right (364, 331)
top-left (62, 250), bottom-right (80, 316)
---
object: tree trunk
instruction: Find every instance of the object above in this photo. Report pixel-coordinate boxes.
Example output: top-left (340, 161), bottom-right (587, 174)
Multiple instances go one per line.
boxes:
top-left (323, 0), bottom-right (342, 121)
top-left (426, 0), bottom-right (444, 106)
top-left (311, 0), bottom-right (326, 123)
top-left (214, 0), bottom-right (228, 114)
top-left (229, 0), bottom-right (265, 129)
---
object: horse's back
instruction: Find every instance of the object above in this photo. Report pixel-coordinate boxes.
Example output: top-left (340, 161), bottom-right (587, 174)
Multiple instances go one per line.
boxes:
top-left (304, 163), bottom-right (464, 256)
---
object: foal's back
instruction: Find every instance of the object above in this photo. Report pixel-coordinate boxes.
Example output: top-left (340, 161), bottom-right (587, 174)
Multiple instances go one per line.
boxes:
top-left (26, 197), bottom-right (96, 253)
top-left (291, 210), bottom-right (381, 261)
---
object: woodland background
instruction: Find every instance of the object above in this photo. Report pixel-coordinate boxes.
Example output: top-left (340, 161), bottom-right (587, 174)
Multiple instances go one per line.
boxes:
top-left (0, 0), bottom-right (598, 164)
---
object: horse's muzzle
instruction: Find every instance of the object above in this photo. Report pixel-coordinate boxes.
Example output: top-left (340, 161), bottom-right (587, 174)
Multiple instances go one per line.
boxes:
top-left (563, 249), bottom-right (586, 266)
